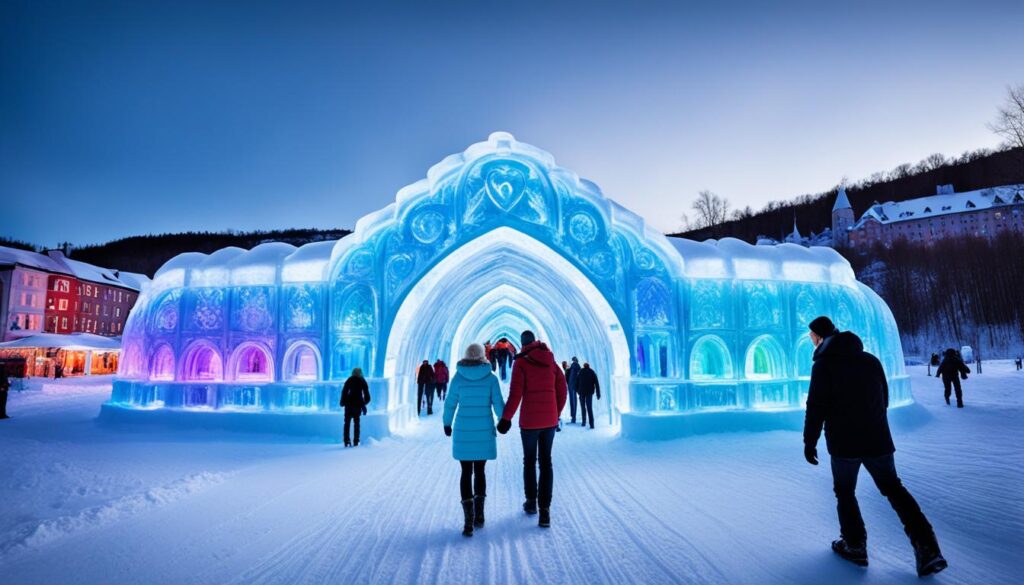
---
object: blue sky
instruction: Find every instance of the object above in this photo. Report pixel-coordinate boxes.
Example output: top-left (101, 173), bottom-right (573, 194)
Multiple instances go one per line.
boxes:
top-left (2, 0), bottom-right (1022, 246)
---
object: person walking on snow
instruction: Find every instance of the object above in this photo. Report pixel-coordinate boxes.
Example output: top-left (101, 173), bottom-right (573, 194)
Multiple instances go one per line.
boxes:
top-left (433, 359), bottom-right (450, 401)
top-left (803, 316), bottom-right (946, 577)
top-left (0, 367), bottom-right (10, 419)
top-left (443, 343), bottom-right (505, 537)
top-left (485, 341), bottom-right (496, 372)
top-left (497, 330), bottom-right (567, 528)
top-left (340, 368), bottom-right (371, 447)
top-left (1015, 354), bottom-right (1023, 371)
top-left (494, 338), bottom-right (515, 381)
top-left (566, 357), bottom-right (581, 424)
top-left (576, 362), bottom-right (600, 429)
top-left (935, 348), bottom-right (970, 408)
top-left (417, 360), bottom-right (436, 415)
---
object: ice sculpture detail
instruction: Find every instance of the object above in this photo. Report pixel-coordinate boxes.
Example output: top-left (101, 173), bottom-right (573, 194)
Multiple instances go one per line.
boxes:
top-left (106, 132), bottom-right (911, 440)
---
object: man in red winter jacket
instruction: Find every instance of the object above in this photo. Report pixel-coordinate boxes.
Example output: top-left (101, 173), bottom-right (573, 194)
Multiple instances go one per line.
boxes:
top-left (497, 330), bottom-right (567, 529)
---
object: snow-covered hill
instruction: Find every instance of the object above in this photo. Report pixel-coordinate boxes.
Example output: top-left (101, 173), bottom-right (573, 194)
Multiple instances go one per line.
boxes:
top-left (0, 366), bottom-right (1020, 584)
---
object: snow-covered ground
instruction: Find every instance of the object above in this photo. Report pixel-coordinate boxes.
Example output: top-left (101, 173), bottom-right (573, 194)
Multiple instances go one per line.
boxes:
top-left (1, 366), bottom-right (1021, 584)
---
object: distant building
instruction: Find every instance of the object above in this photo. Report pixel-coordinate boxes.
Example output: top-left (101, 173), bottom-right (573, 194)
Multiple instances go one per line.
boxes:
top-left (0, 246), bottom-right (149, 342)
top-left (832, 184), bottom-right (1024, 250)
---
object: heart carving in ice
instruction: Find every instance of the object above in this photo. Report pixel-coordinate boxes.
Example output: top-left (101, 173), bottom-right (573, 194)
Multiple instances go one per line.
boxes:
top-left (485, 166), bottom-right (526, 211)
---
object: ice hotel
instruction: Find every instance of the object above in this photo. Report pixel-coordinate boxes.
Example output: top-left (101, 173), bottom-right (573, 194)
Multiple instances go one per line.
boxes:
top-left (104, 133), bottom-right (910, 440)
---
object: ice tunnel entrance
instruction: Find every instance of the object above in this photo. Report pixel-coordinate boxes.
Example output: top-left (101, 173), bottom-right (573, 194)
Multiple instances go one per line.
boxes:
top-left (383, 227), bottom-right (631, 431)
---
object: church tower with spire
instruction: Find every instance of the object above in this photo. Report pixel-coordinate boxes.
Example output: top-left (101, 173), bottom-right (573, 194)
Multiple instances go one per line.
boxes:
top-left (831, 186), bottom-right (854, 248)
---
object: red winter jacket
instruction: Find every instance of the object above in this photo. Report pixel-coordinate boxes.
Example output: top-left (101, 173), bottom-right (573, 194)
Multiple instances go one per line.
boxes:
top-left (433, 361), bottom-right (449, 384)
top-left (501, 341), bottom-right (567, 429)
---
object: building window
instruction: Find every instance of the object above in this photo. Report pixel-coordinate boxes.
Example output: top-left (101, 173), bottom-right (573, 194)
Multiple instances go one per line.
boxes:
top-left (58, 299), bottom-right (68, 311)
top-left (61, 317), bottom-right (68, 329)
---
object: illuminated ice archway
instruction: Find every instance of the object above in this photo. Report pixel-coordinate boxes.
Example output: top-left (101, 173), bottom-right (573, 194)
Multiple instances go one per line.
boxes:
top-left (282, 340), bottom-right (322, 382)
top-left (107, 132), bottom-right (912, 441)
top-left (744, 335), bottom-right (787, 380)
top-left (690, 335), bottom-right (734, 380)
top-left (180, 340), bottom-right (223, 382)
top-left (383, 226), bottom-right (632, 427)
top-left (228, 341), bottom-right (275, 382)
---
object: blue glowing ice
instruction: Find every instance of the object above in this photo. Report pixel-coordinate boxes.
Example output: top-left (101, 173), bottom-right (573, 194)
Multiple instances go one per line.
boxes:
top-left (106, 132), bottom-right (909, 440)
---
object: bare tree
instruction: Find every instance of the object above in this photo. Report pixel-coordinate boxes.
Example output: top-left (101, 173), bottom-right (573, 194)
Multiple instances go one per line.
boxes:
top-left (689, 190), bottom-right (731, 229)
top-left (989, 84), bottom-right (1024, 150)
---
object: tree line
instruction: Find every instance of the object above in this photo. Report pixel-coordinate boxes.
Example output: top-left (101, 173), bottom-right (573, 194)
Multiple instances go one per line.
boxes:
top-left (68, 228), bottom-right (352, 277)
top-left (843, 232), bottom-right (1024, 359)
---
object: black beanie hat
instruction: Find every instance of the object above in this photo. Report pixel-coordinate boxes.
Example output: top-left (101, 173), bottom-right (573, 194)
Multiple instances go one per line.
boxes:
top-left (520, 330), bottom-right (536, 347)
top-left (808, 316), bottom-right (838, 338)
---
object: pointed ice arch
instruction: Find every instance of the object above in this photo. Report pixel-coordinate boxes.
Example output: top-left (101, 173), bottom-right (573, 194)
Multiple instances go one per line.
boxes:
top-left (106, 132), bottom-right (911, 441)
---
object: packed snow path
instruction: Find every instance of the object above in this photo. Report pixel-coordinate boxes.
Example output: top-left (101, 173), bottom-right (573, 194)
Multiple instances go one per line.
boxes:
top-left (1, 365), bottom-right (1021, 584)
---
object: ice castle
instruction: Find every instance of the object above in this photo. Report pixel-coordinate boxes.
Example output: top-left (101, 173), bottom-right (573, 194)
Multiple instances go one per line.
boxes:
top-left (104, 133), bottom-right (910, 440)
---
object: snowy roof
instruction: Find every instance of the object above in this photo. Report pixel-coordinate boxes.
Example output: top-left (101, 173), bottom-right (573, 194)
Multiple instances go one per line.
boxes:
top-left (852, 184), bottom-right (1024, 228)
top-left (53, 253), bottom-right (148, 291)
top-left (0, 246), bottom-right (67, 273)
top-left (282, 240), bottom-right (335, 283)
top-left (0, 246), bottom-right (148, 291)
top-left (0, 332), bottom-right (121, 351)
top-left (667, 237), bottom-right (856, 285)
top-left (832, 187), bottom-right (852, 212)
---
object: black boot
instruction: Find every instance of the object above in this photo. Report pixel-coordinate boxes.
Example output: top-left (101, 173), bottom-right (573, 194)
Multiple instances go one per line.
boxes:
top-left (914, 538), bottom-right (948, 577)
top-left (461, 499), bottom-right (474, 537)
top-left (944, 396), bottom-right (950, 405)
top-left (344, 440), bottom-right (351, 448)
top-left (473, 496), bottom-right (485, 528)
top-left (831, 539), bottom-right (868, 567)
top-left (539, 507), bottom-right (551, 528)
top-left (523, 498), bottom-right (537, 515)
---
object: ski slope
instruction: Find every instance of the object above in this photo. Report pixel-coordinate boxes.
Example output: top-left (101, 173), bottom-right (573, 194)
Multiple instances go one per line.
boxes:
top-left (0, 364), bottom-right (1021, 584)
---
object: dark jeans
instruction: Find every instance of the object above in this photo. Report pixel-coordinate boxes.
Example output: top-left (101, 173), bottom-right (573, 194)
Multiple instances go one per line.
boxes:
top-left (567, 387), bottom-right (578, 422)
top-left (580, 393), bottom-right (594, 428)
top-left (417, 383), bottom-right (434, 413)
top-left (499, 357), bottom-right (508, 381)
top-left (459, 460), bottom-right (486, 500)
top-left (941, 377), bottom-right (963, 405)
top-left (521, 426), bottom-right (556, 508)
top-left (344, 414), bottom-right (360, 444)
top-left (435, 382), bottom-right (447, 400)
top-left (830, 454), bottom-right (934, 547)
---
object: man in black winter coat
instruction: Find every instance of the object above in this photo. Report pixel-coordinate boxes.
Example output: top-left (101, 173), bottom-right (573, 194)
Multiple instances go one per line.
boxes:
top-left (566, 357), bottom-right (581, 424)
top-left (417, 360), bottom-right (436, 415)
top-left (935, 348), bottom-right (970, 408)
top-left (803, 316), bottom-right (946, 577)
top-left (340, 368), bottom-right (371, 447)
top-left (575, 363), bottom-right (600, 429)
top-left (0, 367), bottom-right (10, 419)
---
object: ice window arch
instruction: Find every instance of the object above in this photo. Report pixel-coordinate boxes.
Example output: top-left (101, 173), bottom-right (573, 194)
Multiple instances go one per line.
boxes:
top-left (689, 335), bottom-right (733, 380)
top-left (795, 337), bottom-right (815, 378)
top-left (181, 341), bottom-right (223, 381)
top-left (150, 344), bottom-right (176, 381)
top-left (283, 341), bottom-right (321, 382)
top-left (230, 342), bottom-right (274, 382)
top-left (744, 336), bottom-right (786, 380)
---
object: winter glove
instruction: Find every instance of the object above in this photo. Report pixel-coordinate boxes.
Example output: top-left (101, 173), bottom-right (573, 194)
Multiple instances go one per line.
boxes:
top-left (362, 406), bottom-right (367, 416)
top-left (961, 372), bottom-right (968, 380)
top-left (496, 418), bottom-right (512, 435)
top-left (596, 392), bottom-right (601, 400)
top-left (804, 444), bottom-right (819, 465)
top-left (444, 426), bottom-right (452, 437)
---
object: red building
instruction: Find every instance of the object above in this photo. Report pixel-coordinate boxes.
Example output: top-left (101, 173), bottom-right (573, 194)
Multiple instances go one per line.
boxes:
top-left (45, 274), bottom-right (78, 334)
top-left (42, 252), bottom-right (146, 337)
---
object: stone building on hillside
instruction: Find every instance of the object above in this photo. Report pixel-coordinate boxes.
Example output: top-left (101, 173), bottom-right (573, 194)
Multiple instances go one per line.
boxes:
top-left (832, 184), bottom-right (1024, 250)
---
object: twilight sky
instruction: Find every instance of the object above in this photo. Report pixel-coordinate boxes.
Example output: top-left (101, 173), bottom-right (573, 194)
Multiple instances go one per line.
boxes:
top-left (2, 0), bottom-right (1022, 246)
